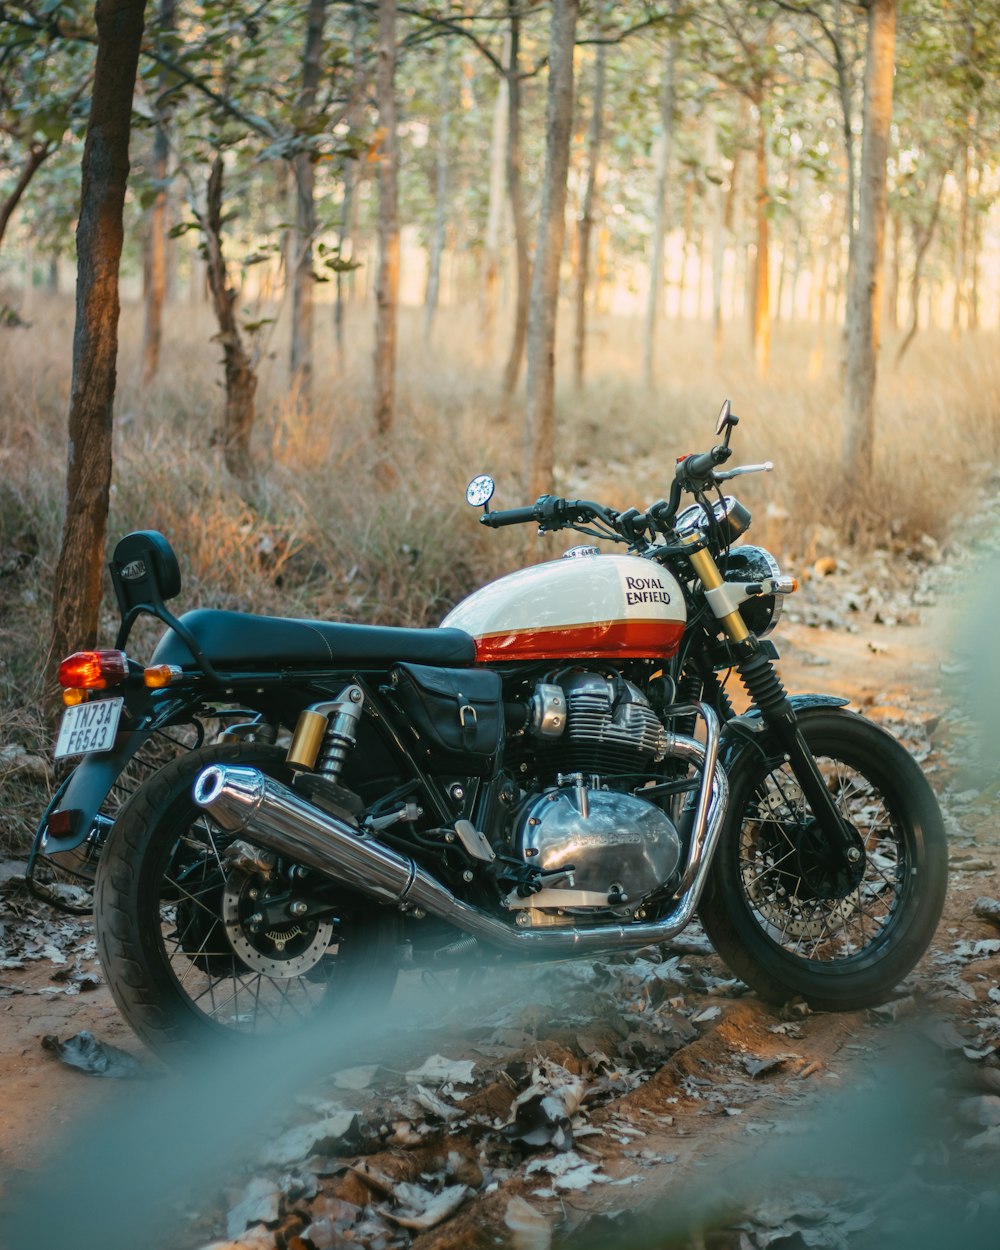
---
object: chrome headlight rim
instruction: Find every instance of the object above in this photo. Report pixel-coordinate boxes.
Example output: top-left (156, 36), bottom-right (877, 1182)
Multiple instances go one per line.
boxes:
top-left (722, 544), bottom-right (784, 637)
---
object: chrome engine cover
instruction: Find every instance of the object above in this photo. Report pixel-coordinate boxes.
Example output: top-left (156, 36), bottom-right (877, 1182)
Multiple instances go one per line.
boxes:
top-left (514, 784), bottom-right (682, 909)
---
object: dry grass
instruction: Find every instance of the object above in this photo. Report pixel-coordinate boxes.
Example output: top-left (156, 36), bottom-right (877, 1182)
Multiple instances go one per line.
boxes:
top-left (1, 292), bottom-right (997, 848)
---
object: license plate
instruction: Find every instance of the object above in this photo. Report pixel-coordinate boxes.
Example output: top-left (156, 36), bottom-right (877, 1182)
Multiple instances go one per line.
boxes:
top-left (54, 697), bottom-right (124, 760)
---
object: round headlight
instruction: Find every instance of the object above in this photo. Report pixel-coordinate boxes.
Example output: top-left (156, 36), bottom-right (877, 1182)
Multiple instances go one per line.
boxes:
top-left (723, 545), bottom-right (784, 636)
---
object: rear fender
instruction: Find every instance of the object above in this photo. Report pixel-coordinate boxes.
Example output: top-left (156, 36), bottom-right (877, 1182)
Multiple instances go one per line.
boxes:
top-left (34, 731), bottom-right (149, 857)
top-left (30, 689), bottom-right (207, 873)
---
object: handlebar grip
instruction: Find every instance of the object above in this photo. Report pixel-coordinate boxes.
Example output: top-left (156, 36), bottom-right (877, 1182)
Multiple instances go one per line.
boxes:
top-left (676, 444), bottom-right (732, 485)
top-left (479, 505), bottom-right (540, 529)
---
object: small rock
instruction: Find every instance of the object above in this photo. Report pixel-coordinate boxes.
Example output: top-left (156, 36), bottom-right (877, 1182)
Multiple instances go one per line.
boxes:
top-left (974, 897), bottom-right (1000, 928)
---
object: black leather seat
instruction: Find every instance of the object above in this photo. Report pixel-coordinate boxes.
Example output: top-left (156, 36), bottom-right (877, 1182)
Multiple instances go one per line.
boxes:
top-left (151, 609), bottom-right (477, 670)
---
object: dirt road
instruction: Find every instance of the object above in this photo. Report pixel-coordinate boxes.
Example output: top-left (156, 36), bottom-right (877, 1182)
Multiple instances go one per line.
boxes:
top-left (1, 551), bottom-right (998, 1249)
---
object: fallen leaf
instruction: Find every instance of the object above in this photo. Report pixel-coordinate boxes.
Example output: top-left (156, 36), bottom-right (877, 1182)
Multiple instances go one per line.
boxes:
top-left (504, 1195), bottom-right (551, 1250)
top-left (261, 1113), bottom-right (358, 1167)
top-left (405, 1054), bottom-right (476, 1085)
top-left (378, 1182), bottom-right (469, 1230)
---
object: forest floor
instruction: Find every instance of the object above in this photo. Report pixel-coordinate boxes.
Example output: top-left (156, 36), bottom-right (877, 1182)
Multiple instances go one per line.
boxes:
top-left (1, 536), bottom-right (999, 1250)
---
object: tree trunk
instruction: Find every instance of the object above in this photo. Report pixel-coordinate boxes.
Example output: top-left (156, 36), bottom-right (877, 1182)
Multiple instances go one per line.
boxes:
top-left (0, 142), bottom-right (54, 252)
top-left (501, 5), bottom-right (531, 398)
top-left (752, 99), bottom-right (771, 380)
top-left (893, 167), bottom-right (947, 369)
top-left (708, 123), bottom-right (727, 361)
top-left (886, 209), bottom-right (900, 331)
top-left (480, 39), bottom-right (509, 362)
top-left (290, 0), bottom-right (327, 407)
top-left (968, 169), bottom-right (981, 331)
top-left (717, 103), bottom-right (746, 356)
top-left (572, 41), bottom-right (606, 391)
top-left (833, 0), bottom-right (857, 375)
top-left (641, 14), bottom-right (678, 389)
top-left (204, 156), bottom-right (257, 482)
top-left (50, 0), bottom-right (145, 678)
top-left (335, 13), bottom-right (365, 366)
top-left (842, 0), bottom-right (895, 487)
top-left (423, 38), bottom-right (454, 346)
top-left (523, 0), bottom-right (577, 500)
top-left (950, 140), bottom-right (969, 342)
top-left (373, 0), bottom-right (399, 446)
top-left (141, 0), bottom-right (176, 387)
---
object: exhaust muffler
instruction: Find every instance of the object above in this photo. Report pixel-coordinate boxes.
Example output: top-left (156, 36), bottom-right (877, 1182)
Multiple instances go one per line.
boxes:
top-left (192, 761), bottom-right (728, 958)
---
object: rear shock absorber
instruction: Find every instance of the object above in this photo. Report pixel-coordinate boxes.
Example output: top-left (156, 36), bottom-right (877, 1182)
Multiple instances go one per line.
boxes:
top-left (286, 684), bottom-right (365, 783)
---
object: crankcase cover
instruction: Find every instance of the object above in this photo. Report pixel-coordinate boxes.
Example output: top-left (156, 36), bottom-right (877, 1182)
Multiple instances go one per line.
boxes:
top-left (517, 787), bottom-right (682, 904)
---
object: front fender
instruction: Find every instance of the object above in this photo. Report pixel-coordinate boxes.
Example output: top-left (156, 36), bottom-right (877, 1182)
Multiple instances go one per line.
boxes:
top-left (718, 694), bottom-right (850, 772)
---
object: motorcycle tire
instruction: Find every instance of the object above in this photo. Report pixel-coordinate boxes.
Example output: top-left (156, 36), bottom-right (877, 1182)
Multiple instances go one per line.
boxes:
top-left (698, 708), bottom-right (948, 1011)
top-left (95, 742), bottom-right (401, 1056)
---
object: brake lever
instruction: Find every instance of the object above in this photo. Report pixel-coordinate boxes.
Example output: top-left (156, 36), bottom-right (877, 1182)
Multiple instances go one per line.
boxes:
top-left (713, 461), bottom-right (774, 482)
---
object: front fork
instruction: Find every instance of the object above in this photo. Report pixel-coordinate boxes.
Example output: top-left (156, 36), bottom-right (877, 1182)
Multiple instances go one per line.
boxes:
top-left (685, 539), bottom-right (865, 888)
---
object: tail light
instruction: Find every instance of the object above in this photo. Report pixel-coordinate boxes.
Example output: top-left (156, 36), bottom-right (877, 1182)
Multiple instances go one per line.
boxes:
top-left (58, 650), bottom-right (129, 690)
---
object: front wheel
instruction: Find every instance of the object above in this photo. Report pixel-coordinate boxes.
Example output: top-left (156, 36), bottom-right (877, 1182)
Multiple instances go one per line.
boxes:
top-left (699, 709), bottom-right (948, 1011)
top-left (95, 742), bottom-right (401, 1056)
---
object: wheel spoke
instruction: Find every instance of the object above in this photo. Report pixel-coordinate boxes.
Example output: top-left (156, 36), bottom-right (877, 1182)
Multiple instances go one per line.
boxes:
top-left (733, 749), bottom-right (911, 964)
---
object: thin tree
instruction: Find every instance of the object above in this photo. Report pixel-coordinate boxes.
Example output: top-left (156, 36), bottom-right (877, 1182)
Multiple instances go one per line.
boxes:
top-left (290, 0), bottom-right (327, 406)
top-left (141, 0), bottom-right (177, 386)
top-left (479, 36), bottom-right (509, 362)
top-left (641, 16), bottom-right (678, 389)
top-left (50, 0), bottom-right (146, 677)
top-left (893, 162), bottom-right (948, 369)
top-left (423, 37), bottom-right (454, 345)
top-left (523, 0), bottom-right (578, 500)
top-left (501, 3), bottom-right (531, 398)
top-left (0, 141), bottom-right (56, 251)
top-left (373, 0), bottom-right (399, 447)
top-left (572, 40), bottom-right (606, 391)
top-left (203, 155), bottom-right (257, 482)
top-left (843, 0), bottom-right (896, 489)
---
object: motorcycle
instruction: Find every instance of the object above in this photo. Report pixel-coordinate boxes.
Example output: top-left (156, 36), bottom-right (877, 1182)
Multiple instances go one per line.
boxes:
top-left (34, 401), bottom-right (948, 1054)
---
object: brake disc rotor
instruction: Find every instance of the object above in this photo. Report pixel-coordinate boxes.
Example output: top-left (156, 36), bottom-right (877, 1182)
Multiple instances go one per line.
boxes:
top-left (743, 801), bottom-right (861, 940)
top-left (745, 877), bottom-right (858, 940)
top-left (222, 868), bottom-right (333, 978)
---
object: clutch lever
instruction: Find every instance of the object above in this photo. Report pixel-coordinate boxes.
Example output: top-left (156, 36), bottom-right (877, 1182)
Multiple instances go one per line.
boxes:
top-left (714, 461), bottom-right (774, 482)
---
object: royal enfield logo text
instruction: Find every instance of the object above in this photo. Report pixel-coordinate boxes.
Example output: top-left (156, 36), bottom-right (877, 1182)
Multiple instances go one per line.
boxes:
top-left (625, 575), bottom-right (672, 607)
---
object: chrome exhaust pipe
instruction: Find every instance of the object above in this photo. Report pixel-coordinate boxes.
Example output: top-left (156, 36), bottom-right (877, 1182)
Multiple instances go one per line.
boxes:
top-left (192, 752), bottom-right (727, 958)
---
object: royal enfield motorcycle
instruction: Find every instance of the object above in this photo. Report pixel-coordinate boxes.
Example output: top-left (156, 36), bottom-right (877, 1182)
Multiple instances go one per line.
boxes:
top-left (34, 402), bottom-right (948, 1054)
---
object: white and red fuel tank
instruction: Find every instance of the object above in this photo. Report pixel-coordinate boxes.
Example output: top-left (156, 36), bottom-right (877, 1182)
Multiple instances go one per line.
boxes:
top-left (441, 550), bottom-right (687, 664)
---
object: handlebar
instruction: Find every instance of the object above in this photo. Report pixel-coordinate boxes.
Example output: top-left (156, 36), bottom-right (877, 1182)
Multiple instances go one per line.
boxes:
top-left (477, 429), bottom-right (765, 545)
top-left (479, 504), bottom-right (540, 528)
top-left (480, 495), bottom-right (612, 531)
top-left (675, 443), bottom-right (732, 487)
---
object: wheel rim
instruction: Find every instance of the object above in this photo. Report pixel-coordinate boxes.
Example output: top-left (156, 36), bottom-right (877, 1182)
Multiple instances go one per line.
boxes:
top-left (738, 752), bottom-right (906, 963)
top-left (155, 814), bottom-right (345, 1036)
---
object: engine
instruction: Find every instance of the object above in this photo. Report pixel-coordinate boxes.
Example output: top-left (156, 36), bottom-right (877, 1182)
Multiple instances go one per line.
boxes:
top-left (505, 672), bottom-right (683, 920)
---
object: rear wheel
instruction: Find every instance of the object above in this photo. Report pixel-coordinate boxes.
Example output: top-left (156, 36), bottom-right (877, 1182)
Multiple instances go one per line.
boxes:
top-left (699, 709), bottom-right (948, 1010)
top-left (95, 742), bottom-right (400, 1056)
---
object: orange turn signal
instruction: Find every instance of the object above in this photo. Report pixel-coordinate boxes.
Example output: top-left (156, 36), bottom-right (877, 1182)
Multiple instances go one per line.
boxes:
top-left (143, 664), bottom-right (183, 688)
top-left (58, 650), bottom-right (128, 689)
top-left (62, 687), bottom-right (88, 706)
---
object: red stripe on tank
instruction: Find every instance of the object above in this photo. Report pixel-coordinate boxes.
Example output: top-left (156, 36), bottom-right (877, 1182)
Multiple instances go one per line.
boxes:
top-left (473, 620), bottom-right (684, 663)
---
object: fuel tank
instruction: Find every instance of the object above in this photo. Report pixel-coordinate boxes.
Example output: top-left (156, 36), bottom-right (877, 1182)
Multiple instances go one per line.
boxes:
top-left (441, 552), bottom-right (686, 663)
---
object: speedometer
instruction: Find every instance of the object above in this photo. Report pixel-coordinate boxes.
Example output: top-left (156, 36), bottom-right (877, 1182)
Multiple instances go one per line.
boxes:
top-left (674, 495), bottom-right (751, 543)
